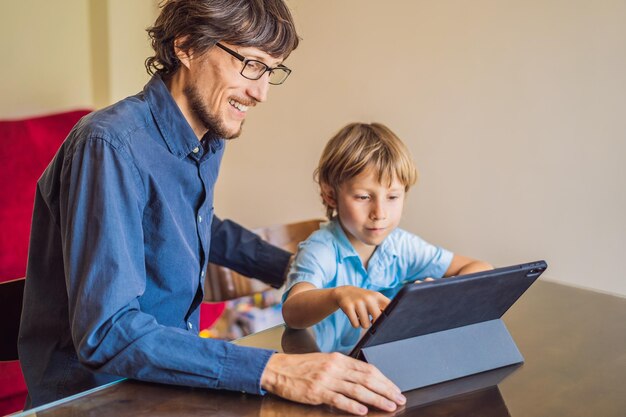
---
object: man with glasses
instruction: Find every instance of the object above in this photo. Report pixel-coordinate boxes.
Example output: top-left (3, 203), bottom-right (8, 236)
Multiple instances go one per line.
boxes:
top-left (18, 0), bottom-right (405, 415)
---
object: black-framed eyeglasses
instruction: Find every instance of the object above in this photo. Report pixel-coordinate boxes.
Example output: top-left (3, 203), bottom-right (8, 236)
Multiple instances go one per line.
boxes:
top-left (215, 42), bottom-right (291, 85)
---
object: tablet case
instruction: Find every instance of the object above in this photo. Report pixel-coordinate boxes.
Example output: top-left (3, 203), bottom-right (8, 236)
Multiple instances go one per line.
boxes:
top-left (350, 260), bottom-right (547, 392)
top-left (402, 364), bottom-right (518, 411)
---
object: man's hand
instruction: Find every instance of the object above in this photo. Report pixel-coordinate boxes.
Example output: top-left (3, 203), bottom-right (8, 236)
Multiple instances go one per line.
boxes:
top-left (261, 352), bottom-right (406, 416)
top-left (332, 286), bottom-right (390, 329)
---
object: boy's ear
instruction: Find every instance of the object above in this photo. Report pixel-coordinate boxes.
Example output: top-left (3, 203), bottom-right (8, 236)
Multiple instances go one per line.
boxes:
top-left (174, 36), bottom-right (192, 69)
top-left (320, 184), bottom-right (337, 208)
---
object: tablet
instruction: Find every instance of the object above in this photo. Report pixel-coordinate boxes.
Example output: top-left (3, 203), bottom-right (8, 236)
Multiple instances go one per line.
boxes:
top-left (349, 260), bottom-right (547, 359)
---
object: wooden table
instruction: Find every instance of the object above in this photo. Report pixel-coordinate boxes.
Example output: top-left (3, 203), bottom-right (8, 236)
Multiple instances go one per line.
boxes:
top-left (12, 281), bottom-right (626, 416)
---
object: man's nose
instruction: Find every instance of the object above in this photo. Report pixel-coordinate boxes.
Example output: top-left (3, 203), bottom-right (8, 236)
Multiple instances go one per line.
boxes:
top-left (246, 74), bottom-right (271, 103)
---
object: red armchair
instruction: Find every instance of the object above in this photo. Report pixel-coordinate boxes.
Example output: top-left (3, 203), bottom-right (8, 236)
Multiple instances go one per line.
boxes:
top-left (0, 109), bottom-right (91, 415)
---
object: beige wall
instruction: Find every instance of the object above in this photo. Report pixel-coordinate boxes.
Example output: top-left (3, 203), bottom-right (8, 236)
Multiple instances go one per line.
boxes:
top-left (106, 0), bottom-right (158, 104)
top-left (215, 0), bottom-right (626, 296)
top-left (0, 0), bottom-right (92, 117)
top-left (1, 1), bottom-right (624, 296)
top-left (0, 0), bottom-right (156, 117)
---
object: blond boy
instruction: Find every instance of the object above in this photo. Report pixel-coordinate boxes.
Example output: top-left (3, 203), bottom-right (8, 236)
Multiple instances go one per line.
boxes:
top-left (282, 122), bottom-right (492, 330)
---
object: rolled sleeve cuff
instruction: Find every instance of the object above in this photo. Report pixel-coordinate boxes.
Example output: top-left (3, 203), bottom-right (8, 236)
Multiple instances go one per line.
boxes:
top-left (256, 242), bottom-right (292, 288)
top-left (218, 343), bottom-right (275, 394)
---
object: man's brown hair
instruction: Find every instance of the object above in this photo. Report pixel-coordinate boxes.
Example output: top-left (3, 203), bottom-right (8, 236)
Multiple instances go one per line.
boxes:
top-left (146, 0), bottom-right (300, 78)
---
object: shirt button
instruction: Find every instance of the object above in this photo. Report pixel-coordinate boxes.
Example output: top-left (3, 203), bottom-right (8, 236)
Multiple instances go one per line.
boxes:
top-left (198, 215), bottom-right (202, 223)
top-left (188, 322), bottom-right (193, 330)
top-left (192, 147), bottom-right (200, 154)
top-left (201, 270), bottom-right (205, 277)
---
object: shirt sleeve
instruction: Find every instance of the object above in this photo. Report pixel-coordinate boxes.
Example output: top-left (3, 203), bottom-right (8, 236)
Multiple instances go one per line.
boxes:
top-left (208, 216), bottom-right (292, 288)
top-left (398, 231), bottom-right (454, 282)
top-left (61, 136), bottom-right (272, 395)
top-left (281, 238), bottom-right (338, 302)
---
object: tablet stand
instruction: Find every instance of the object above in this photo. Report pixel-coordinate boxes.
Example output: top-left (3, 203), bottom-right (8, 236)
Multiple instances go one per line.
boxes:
top-left (358, 319), bottom-right (523, 392)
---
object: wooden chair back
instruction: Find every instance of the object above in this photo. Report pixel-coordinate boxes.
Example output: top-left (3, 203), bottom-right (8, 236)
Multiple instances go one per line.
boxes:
top-left (204, 219), bottom-right (325, 302)
top-left (0, 278), bottom-right (25, 361)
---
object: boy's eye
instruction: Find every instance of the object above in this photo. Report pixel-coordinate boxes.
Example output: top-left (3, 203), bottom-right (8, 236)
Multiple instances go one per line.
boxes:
top-left (388, 195), bottom-right (400, 200)
top-left (356, 195), bottom-right (370, 200)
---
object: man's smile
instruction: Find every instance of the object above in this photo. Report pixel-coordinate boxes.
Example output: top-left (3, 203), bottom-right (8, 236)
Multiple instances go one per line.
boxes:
top-left (228, 98), bottom-right (251, 113)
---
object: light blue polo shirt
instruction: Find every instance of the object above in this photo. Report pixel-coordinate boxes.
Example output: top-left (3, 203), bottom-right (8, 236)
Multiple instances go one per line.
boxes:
top-left (282, 219), bottom-right (453, 352)
top-left (284, 219), bottom-right (453, 301)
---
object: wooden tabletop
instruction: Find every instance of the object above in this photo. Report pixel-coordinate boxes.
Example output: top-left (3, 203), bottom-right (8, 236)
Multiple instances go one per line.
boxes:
top-left (13, 280), bottom-right (626, 416)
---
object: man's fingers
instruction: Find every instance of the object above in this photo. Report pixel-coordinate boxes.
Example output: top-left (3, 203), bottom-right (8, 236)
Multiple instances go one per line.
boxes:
top-left (321, 391), bottom-right (368, 415)
top-left (324, 381), bottom-right (399, 414)
top-left (343, 357), bottom-right (403, 397)
top-left (325, 357), bottom-right (404, 412)
top-left (318, 354), bottom-right (402, 413)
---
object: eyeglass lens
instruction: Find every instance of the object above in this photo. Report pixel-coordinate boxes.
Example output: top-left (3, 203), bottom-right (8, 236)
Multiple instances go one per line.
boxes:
top-left (241, 61), bottom-right (289, 85)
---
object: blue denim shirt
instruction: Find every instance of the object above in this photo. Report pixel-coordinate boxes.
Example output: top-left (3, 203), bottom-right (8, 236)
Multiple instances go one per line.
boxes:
top-left (18, 75), bottom-right (291, 408)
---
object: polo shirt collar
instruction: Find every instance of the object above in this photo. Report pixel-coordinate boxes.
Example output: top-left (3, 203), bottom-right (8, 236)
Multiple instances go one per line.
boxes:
top-left (327, 218), bottom-right (399, 263)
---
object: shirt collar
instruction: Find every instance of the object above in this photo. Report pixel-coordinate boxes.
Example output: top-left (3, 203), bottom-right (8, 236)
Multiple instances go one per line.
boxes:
top-left (143, 74), bottom-right (223, 159)
top-left (326, 219), bottom-right (358, 261)
top-left (327, 218), bottom-right (399, 262)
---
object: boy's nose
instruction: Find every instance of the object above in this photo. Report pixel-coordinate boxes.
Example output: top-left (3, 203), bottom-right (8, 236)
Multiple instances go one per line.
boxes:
top-left (371, 202), bottom-right (387, 220)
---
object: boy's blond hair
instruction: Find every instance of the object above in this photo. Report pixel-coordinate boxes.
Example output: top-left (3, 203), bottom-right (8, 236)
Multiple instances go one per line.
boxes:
top-left (314, 122), bottom-right (418, 220)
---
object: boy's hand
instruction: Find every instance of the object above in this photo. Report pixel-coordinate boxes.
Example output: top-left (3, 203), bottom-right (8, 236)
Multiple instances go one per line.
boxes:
top-left (332, 286), bottom-right (390, 328)
top-left (414, 277), bottom-right (435, 283)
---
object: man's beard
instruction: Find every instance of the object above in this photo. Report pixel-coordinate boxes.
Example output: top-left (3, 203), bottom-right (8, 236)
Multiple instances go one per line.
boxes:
top-left (183, 84), bottom-right (244, 140)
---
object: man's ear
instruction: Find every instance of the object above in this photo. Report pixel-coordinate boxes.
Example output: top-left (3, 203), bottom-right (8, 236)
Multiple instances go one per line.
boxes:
top-left (174, 36), bottom-right (192, 69)
top-left (320, 183), bottom-right (337, 208)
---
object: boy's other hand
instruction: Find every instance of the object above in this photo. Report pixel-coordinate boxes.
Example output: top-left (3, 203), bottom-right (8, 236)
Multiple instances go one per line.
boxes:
top-left (332, 286), bottom-right (390, 328)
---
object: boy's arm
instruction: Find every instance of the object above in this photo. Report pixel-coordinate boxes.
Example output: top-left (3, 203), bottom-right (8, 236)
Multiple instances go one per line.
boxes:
top-left (283, 282), bottom-right (390, 329)
top-left (444, 254), bottom-right (493, 277)
top-left (282, 282), bottom-right (340, 329)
